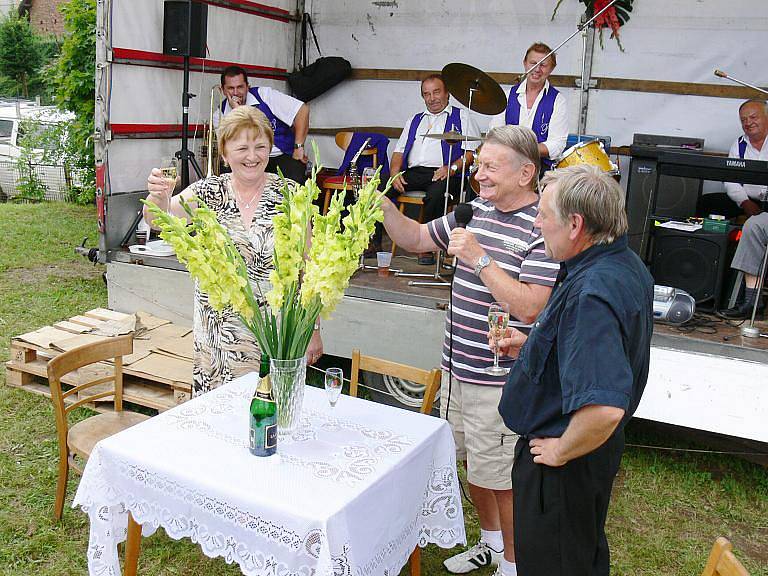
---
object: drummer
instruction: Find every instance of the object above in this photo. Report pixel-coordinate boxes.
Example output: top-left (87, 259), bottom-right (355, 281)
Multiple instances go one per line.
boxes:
top-left (389, 74), bottom-right (481, 265)
top-left (489, 42), bottom-right (568, 171)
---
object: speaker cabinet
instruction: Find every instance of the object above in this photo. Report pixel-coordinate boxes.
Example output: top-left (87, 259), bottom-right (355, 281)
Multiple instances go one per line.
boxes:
top-left (163, 1), bottom-right (208, 58)
top-left (650, 228), bottom-right (730, 310)
top-left (625, 157), bottom-right (702, 255)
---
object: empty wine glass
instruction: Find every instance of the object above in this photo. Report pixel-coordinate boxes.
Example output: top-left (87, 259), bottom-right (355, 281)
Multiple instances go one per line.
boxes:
top-left (486, 301), bottom-right (510, 375)
top-left (324, 367), bottom-right (344, 408)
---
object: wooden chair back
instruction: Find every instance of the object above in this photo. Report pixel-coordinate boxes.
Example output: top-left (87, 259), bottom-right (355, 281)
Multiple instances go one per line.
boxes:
top-left (335, 130), bottom-right (378, 168)
top-left (349, 349), bottom-right (440, 414)
top-left (47, 334), bottom-right (133, 425)
top-left (48, 334), bottom-right (133, 471)
top-left (701, 537), bottom-right (750, 576)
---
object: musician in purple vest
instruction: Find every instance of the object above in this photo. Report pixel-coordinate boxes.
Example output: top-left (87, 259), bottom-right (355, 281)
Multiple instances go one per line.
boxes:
top-left (390, 74), bottom-right (481, 265)
top-left (489, 42), bottom-right (568, 171)
top-left (719, 99), bottom-right (768, 319)
top-left (217, 66), bottom-right (310, 184)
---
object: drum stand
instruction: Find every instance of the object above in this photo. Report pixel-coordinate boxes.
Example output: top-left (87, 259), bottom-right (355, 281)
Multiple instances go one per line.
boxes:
top-left (397, 140), bottom-right (459, 287)
top-left (405, 87), bottom-right (478, 288)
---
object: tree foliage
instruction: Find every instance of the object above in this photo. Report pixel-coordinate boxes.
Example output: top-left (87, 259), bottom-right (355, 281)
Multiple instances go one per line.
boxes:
top-left (49, 0), bottom-right (96, 203)
top-left (0, 13), bottom-right (42, 98)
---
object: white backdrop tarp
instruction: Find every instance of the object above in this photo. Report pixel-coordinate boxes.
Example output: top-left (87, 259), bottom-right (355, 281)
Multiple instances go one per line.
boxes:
top-left (104, 0), bottom-right (768, 193)
top-left (304, 0), bottom-right (768, 166)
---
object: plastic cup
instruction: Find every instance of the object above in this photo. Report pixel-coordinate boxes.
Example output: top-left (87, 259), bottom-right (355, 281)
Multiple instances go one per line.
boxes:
top-left (376, 251), bottom-right (392, 277)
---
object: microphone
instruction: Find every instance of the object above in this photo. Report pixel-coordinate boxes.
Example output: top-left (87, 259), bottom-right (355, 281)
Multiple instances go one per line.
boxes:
top-left (454, 203), bottom-right (473, 228)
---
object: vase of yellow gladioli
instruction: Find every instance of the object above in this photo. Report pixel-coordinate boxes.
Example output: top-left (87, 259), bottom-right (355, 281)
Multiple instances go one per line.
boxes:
top-left (144, 152), bottom-right (389, 434)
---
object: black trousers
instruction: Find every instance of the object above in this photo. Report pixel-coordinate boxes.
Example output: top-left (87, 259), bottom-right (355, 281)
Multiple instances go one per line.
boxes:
top-left (267, 154), bottom-right (306, 184)
top-left (512, 431), bottom-right (625, 576)
top-left (393, 166), bottom-right (464, 223)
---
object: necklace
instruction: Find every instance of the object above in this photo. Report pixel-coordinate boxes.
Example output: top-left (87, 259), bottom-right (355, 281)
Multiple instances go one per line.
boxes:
top-left (231, 182), bottom-right (260, 210)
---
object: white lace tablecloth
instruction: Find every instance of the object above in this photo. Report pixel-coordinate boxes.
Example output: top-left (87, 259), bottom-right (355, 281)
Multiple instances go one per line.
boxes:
top-left (73, 373), bottom-right (465, 575)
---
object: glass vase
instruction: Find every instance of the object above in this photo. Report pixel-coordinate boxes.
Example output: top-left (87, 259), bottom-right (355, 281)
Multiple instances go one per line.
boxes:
top-left (269, 356), bottom-right (307, 436)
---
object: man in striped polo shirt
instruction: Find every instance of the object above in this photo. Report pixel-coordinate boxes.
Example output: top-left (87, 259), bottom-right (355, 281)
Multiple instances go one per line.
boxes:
top-left (381, 125), bottom-right (559, 576)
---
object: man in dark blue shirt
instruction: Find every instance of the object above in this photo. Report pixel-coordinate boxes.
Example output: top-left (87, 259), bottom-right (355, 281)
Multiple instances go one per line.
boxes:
top-left (497, 165), bottom-right (653, 576)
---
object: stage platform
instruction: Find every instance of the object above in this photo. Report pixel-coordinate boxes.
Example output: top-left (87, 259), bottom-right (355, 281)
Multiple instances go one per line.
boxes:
top-left (111, 246), bottom-right (768, 364)
top-left (350, 252), bottom-right (768, 364)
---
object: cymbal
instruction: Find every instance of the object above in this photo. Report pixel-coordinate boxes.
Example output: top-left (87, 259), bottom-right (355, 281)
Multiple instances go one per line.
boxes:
top-left (424, 131), bottom-right (483, 143)
top-left (442, 63), bottom-right (507, 116)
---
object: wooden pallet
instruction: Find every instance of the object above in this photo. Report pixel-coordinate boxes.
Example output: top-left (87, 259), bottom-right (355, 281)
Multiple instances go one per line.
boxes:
top-left (5, 309), bottom-right (192, 412)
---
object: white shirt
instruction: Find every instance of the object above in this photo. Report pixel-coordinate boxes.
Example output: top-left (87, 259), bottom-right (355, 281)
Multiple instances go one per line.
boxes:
top-left (394, 104), bottom-right (480, 168)
top-left (489, 80), bottom-right (568, 159)
top-left (214, 86), bottom-right (303, 157)
top-left (724, 136), bottom-right (768, 205)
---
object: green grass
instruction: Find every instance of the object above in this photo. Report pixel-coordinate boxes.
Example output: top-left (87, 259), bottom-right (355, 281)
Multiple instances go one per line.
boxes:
top-left (0, 203), bottom-right (767, 575)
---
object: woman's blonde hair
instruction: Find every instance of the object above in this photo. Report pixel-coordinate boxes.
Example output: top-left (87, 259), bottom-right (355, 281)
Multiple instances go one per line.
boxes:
top-left (217, 105), bottom-right (274, 154)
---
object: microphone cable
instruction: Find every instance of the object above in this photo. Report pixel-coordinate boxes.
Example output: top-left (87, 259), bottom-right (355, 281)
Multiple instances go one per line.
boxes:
top-left (444, 202), bottom-right (474, 506)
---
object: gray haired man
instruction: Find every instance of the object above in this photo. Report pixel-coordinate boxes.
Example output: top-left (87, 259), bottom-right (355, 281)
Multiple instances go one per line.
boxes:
top-left (497, 165), bottom-right (654, 576)
top-left (382, 126), bottom-right (560, 576)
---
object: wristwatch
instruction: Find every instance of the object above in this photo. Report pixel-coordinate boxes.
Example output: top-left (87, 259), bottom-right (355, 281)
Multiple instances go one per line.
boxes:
top-left (294, 142), bottom-right (305, 149)
top-left (474, 254), bottom-right (492, 277)
top-left (450, 164), bottom-right (458, 174)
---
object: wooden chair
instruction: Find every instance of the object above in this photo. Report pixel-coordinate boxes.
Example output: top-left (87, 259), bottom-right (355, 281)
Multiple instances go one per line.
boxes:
top-left (701, 537), bottom-right (750, 576)
top-left (47, 334), bottom-right (150, 520)
top-left (321, 131), bottom-right (378, 214)
top-left (348, 349), bottom-right (442, 576)
top-left (391, 190), bottom-right (427, 257)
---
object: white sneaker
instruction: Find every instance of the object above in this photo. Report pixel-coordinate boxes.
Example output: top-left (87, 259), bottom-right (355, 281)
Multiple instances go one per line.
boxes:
top-left (491, 568), bottom-right (502, 576)
top-left (443, 540), bottom-right (503, 573)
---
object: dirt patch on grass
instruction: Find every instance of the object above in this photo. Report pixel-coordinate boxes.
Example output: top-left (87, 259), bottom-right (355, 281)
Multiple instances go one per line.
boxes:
top-left (2, 263), bottom-right (104, 285)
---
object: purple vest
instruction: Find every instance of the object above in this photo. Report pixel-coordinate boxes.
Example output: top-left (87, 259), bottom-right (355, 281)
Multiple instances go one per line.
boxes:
top-left (221, 87), bottom-right (295, 155)
top-left (505, 83), bottom-right (559, 167)
top-left (738, 137), bottom-right (747, 159)
top-left (401, 106), bottom-right (463, 168)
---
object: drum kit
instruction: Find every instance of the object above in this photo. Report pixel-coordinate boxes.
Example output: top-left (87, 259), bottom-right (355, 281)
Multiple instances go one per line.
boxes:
top-left (403, 61), bottom-right (619, 287)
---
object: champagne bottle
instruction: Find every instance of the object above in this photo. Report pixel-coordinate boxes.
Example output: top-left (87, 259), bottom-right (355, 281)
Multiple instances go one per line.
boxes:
top-left (249, 354), bottom-right (277, 456)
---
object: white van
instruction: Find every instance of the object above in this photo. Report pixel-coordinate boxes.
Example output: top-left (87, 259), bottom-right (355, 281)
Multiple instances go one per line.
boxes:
top-left (0, 100), bottom-right (76, 200)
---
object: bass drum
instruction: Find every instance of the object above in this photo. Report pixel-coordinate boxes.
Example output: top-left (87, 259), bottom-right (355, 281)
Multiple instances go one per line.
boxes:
top-left (556, 138), bottom-right (618, 174)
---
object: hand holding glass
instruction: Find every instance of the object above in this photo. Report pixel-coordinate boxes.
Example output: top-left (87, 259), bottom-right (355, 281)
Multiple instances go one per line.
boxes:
top-left (325, 368), bottom-right (344, 408)
top-left (160, 157), bottom-right (178, 203)
top-left (486, 302), bottom-right (510, 375)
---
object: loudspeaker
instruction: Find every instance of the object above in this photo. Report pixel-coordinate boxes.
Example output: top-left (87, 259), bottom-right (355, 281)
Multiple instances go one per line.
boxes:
top-left (650, 228), bottom-right (730, 310)
top-left (625, 156), bottom-right (702, 254)
top-left (163, 1), bottom-right (207, 58)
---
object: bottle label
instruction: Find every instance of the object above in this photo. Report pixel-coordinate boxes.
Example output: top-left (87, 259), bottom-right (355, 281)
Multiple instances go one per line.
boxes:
top-left (264, 423), bottom-right (277, 449)
top-left (249, 413), bottom-right (277, 456)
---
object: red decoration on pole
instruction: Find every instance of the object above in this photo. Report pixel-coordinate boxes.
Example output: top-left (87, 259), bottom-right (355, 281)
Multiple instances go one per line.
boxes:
top-left (593, 0), bottom-right (622, 38)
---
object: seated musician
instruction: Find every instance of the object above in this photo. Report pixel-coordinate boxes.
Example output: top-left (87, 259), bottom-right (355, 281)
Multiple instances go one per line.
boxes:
top-left (387, 74), bottom-right (480, 265)
top-left (699, 99), bottom-right (768, 219)
top-left (725, 100), bottom-right (768, 216)
top-left (717, 100), bottom-right (768, 319)
top-left (488, 42), bottom-right (568, 171)
top-left (216, 66), bottom-right (310, 184)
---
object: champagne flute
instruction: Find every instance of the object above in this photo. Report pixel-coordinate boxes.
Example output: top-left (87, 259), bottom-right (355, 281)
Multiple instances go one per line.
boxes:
top-left (486, 301), bottom-right (510, 375)
top-left (160, 156), bottom-right (178, 204)
top-left (325, 367), bottom-right (344, 408)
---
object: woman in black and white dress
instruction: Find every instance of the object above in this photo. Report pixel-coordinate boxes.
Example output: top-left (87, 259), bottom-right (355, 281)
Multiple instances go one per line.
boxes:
top-left (144, 106), bottom-right (323, 396)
